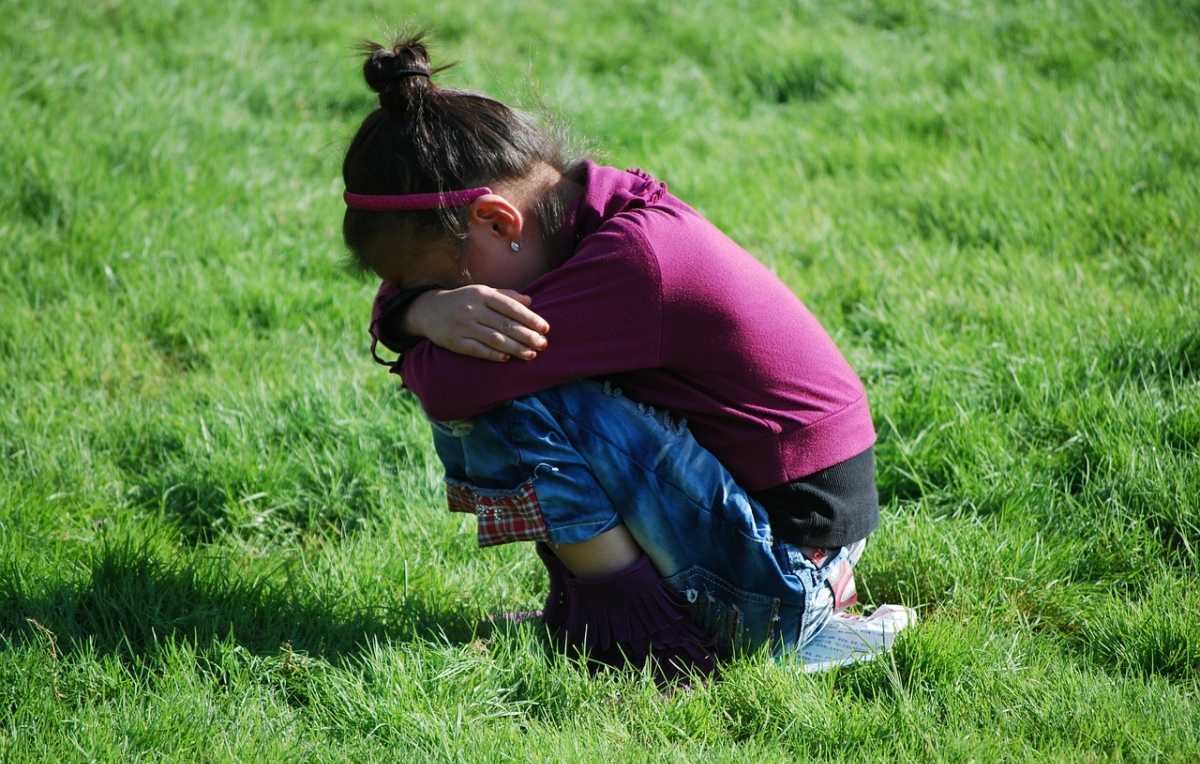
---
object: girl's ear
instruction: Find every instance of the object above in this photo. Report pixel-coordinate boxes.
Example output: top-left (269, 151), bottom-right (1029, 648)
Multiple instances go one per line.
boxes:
top-left (468, 194), bottom-right (524, 241)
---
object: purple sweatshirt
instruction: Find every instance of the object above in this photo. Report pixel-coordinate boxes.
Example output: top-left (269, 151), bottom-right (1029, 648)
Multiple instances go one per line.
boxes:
top-left (373, 160), bottom-right (876, 491)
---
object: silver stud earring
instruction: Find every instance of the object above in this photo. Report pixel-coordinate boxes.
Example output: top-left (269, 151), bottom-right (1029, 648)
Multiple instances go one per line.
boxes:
top-left (510, 241), bottom-right (521, 253)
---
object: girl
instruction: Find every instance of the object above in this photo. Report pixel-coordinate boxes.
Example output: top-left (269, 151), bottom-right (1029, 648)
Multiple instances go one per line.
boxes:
top-left (343, 34), bottom-right (878, 681)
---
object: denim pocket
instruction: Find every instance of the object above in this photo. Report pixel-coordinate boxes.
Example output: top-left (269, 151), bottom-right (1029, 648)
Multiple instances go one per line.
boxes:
top-left (445, 476), bottom-right (550, 548)
top-left (664, 565), bottom-right (783, 656)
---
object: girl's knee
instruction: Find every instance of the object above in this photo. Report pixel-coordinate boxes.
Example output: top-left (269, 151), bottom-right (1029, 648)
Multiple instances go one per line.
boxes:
top-left (549, 524), bottom-right (642, 577)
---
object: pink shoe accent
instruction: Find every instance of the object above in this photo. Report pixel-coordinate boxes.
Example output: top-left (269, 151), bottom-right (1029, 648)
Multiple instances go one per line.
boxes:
top-left (830, 561), bottom-right (858, 611)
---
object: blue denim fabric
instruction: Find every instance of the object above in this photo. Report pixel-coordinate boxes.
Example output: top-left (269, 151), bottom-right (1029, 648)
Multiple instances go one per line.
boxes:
top-left (430, 379), bottom-right (861, 659)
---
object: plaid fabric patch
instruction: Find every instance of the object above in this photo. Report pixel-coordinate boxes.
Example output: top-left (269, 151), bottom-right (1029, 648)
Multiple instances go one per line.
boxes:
top-left (799, 546), bottom-right (829, 567)
top-left (446, 478), bottom-right (550, 548)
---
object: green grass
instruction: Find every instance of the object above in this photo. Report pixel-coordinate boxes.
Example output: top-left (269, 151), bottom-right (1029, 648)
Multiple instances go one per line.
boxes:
top-left (2, 0), bottom-right (1198, 759)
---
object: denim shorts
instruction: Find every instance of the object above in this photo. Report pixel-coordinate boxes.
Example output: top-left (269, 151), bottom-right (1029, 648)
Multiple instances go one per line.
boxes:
top-left (429, 379), bottom-right (864, 660)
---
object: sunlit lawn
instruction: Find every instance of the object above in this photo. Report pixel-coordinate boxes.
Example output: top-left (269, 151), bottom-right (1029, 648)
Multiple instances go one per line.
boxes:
top-left (2, 0), bottom-right (1198, 759)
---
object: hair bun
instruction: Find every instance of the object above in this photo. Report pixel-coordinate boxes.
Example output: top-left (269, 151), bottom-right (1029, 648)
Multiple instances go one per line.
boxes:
top-left (361, 34), bottom-right (443, 112)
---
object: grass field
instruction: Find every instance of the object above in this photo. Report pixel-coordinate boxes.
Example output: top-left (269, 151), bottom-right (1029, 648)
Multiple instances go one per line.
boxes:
top-left (2, 0), bottom-right (1199, 759)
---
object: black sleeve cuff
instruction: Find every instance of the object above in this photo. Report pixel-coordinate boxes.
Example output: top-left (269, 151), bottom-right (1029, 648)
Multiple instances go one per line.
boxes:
top-left (369, 285), bottom-right (440, 366)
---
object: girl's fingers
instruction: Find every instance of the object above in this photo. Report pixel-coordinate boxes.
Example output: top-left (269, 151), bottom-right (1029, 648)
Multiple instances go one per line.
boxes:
top-left (496, 289), bottom-right (533, 306)
top-left (472, 327), bottom-right (539, 360)
top-left (478, 314), bottom-right (549, 352)
top-left (456, 337), bottom-right (512, 363)
top-left (488, 290), bottom-right (551, 334)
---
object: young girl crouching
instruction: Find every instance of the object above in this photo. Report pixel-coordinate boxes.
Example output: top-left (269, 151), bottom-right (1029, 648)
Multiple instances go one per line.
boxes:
top-left (341, 34), bottom-right (878, 682)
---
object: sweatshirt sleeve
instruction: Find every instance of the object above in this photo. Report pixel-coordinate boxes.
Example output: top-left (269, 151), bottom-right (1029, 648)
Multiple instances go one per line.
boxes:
top-left (399, 225), bottom-right (663, 421)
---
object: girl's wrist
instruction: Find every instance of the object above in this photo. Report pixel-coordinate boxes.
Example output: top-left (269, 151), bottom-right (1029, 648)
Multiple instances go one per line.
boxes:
top-left (403, 287), bottom-right (436, 335)
top-left (373, 285), bottom-right (439, 346)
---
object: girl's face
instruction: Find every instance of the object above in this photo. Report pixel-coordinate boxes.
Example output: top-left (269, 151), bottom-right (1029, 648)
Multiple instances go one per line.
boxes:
top-left (369, 193), bottom-right (553, 291)
top-left (365, 236), bottom-right (462, 289)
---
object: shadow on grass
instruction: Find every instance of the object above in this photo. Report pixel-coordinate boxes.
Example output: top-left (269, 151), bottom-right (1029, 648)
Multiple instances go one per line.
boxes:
top-left (0, 539), bottom-right (480, 664)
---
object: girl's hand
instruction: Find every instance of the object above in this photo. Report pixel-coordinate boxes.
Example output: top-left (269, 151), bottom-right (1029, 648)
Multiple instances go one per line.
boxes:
top-left (405, 285), bottom-right (550, 362)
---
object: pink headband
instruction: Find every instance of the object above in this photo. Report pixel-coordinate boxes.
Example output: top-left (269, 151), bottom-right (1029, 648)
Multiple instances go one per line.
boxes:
top-left (343, 187), bottom-right (492, 211)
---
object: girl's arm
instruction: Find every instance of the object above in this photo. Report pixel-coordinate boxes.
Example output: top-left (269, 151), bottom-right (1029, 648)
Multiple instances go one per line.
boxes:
top-left (399, 226), bottom-right (663, 421)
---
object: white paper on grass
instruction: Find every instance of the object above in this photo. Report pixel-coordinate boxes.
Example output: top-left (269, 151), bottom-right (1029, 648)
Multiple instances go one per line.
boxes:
top-left (800, 604), bottom-right (917, 673)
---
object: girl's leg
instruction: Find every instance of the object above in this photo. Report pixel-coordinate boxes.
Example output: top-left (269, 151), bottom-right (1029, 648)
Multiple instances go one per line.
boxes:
top-left (548, 524), bottom-right (640, 576)
top-left (430, 379), bottom-right (854, 665)
top-left (430, 402), bottom-right (714, 680)
top-left (525, 380), bottom-right (857, 660)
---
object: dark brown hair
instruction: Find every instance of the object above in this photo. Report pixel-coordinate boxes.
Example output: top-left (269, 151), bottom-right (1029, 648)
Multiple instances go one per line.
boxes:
top-left (341, 31), bottom-right (578, 275)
